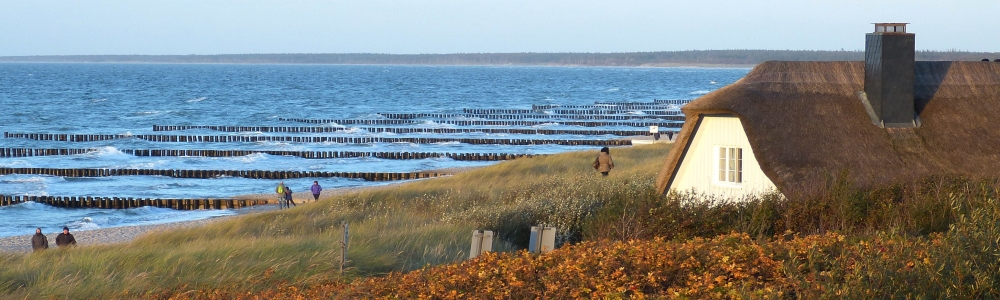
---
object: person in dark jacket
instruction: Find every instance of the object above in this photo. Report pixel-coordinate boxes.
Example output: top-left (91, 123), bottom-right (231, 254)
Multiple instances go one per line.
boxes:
top-left (284, 186), bottom-right (296, 208)
top-left (55, 227), bottom-right (76, 247)
top-left (593, 147), bottom-right (615, 176)
top-left (31, 228), bottom-right (48, 251)
top-left (311, 181), bottom-right (322, 201)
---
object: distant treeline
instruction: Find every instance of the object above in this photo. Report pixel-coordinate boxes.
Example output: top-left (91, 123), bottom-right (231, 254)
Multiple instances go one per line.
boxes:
top-left (2, 50), bottom-right (999, 66)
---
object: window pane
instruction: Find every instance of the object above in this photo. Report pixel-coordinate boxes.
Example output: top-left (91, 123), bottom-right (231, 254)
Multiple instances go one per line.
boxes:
top-left (737, 154), bottom-right (743, 183)
top-left (736, 148), bottom-right (742, 182)
top-left (718, 148), bottom-right (726, 181)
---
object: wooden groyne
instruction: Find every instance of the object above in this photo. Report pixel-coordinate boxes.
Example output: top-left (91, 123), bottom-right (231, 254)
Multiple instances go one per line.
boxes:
top-left (0, 147), bottom-right (540, 161)
top-left (277, 118), bottom-right (680, 127)
top-left (0, 195), bottom-right (266, 210)
top-left (595, 100), bottom-right (687, 105)
top-left (531, 104), bottom-right (676, 110)
top-left (652, 99), bottom-right (692, 105)
top-left (5, 133), bottom-right (635, 146)
top-left (451, 114), bottom-right (677, 120)
top-left (151, 125), bottom-right (661, 136)
top-left (0, 167), bottom-right (448, 181)
top-left (373, 113), bottom-right (679, 120)
top-left (461, 108), bottom-right (682, 116)
top-left (0, 148), bottom-right (94, 157)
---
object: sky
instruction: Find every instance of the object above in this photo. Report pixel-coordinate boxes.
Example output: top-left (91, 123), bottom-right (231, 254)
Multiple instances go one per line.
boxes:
top-left (1, 0), bottom-right (998, 56)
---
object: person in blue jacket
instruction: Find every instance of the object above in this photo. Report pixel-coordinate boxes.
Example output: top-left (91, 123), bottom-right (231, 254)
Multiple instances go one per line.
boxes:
top-left (311, 181), bottom-right (322, 201)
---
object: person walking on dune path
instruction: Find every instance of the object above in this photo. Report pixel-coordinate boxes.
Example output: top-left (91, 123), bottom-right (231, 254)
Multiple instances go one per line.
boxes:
top-left (31, 228), bottom-right (48, 251)
top-left (311, 181), bottom-right (322, 201)
top-left (55, 227), bottom-right (76, 247)
top-left (593, 147), bottom-right (614, 176)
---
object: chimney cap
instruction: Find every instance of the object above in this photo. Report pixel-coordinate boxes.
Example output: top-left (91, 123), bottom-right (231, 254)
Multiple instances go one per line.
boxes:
top-left (873, 23), bottom-right (909, 34)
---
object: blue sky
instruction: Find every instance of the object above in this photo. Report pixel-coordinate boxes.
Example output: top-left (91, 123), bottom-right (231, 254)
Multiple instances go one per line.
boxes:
top-left (1, 0), bottom-right (997, 56)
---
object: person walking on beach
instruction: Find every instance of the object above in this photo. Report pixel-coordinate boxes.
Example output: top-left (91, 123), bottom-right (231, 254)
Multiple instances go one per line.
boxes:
top-left (31, 228), bottom-right (48, 251)
top-left (311, 181), bottom-right (322, 201)
top-left (593, 147), bottom-right (614, 176)
top-left (276, 181), bottom-right (286, 208)
top-left (284, 185), bottom-right (296, 208)
top-left (55, 227), bottom-right (76, 247)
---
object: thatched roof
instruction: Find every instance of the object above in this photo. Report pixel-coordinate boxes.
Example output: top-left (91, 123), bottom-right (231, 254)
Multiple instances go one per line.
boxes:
top-left (656, 61), bottom-right (1000, 197)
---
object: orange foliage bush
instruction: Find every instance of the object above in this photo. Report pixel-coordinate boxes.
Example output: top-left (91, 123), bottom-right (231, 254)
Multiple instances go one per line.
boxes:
top-left (150, 233), bottom-right (838, 299)
top-left (149, 228), bottom-right (1000, 299)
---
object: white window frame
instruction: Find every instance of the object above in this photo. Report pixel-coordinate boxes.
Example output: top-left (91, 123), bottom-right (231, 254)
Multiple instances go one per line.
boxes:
top-left (715, 146), bottom-right (743, 187)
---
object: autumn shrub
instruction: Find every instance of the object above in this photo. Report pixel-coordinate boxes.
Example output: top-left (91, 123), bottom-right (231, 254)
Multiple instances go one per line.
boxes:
top-left (161, 220), bottom-right (1000, 299)
top-left (583, 174), bottom-right (987, 243)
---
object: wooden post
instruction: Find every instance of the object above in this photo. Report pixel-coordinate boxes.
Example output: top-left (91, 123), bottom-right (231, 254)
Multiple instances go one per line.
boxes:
top-left (341, 222), bottom-right (349, 275)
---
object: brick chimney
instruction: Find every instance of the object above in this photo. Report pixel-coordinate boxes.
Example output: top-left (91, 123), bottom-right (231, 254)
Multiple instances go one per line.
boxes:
top-left (864, 23), bottom-right (916, 128)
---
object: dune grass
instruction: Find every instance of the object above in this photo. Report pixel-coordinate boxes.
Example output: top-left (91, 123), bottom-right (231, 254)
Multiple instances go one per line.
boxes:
top-left (0, 144), bottom-right (671, 298)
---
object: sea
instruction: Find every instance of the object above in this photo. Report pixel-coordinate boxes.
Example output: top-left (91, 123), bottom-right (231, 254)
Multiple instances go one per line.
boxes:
top-left (0, 63), bottom-right (749, 238)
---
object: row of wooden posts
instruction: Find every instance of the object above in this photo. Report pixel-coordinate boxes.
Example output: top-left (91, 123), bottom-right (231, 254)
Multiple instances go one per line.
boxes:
top-left (584, 99), bottom-right (687, 105)
top-left (469, 113), bottom-right (679, 120)
top-left (5, 133), bottom-right (634, 146)
top-left (369, 113), bottom-right (680, 121)
top-left (0, 195), bottom-right (266, 210)
top-left (0, 148), bottom-right (540, 161)
top-left (0, 148), bottom-right (93, 157)
top-left (531, 104), bottom-right (678, 110)
top-left (150, 125), bottom-right (670, 136)
top-left (277, 118), bottom-right (682, 127)
top-left (460, 108), bottom-right (681, 115)
top-left (651, 99), bottom-right (690, 105)
top-left (0, 167), bottom-right (447, 180)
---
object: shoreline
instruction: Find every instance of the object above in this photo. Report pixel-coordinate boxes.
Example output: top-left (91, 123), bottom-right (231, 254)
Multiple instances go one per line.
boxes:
top-left (0, 165), bottom-right (487, 254)
top-left (0, 204), bottom-right (279, 254)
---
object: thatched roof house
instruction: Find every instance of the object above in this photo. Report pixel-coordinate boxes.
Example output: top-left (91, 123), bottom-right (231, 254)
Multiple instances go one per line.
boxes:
top-left (656, 26), bottom-right (1000, 199)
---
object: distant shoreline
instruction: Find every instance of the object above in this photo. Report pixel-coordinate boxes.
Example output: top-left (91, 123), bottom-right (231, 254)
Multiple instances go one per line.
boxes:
top-left (0, 60), bottom-right (758, 69)
top-left (2, 50), bottom-right (997, 67)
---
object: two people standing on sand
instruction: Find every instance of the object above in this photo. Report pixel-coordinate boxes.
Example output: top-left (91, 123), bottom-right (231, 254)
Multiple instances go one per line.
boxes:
top-left (32, 226), bottom-right (76, 251)
top-left (593, 147), bottom-right (614, 176)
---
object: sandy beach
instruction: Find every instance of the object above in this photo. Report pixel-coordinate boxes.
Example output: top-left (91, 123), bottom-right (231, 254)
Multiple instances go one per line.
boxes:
top-left (0, 167), bottom-right (481, 254)
top-left (0, 204), bottom-right (279, 254)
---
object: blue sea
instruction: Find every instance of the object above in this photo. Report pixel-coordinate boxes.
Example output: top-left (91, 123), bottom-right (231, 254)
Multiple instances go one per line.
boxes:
top-left (0, 63), bottom-right (749, 237)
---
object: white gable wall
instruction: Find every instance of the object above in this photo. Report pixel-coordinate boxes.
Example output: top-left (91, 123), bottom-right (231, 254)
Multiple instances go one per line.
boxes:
top-left (670, 115), bottom-right (778, 199)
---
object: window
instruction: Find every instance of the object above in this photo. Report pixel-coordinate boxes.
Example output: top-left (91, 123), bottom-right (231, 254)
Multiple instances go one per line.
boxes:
top-left (718, 147), bottom-right (742, 184)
